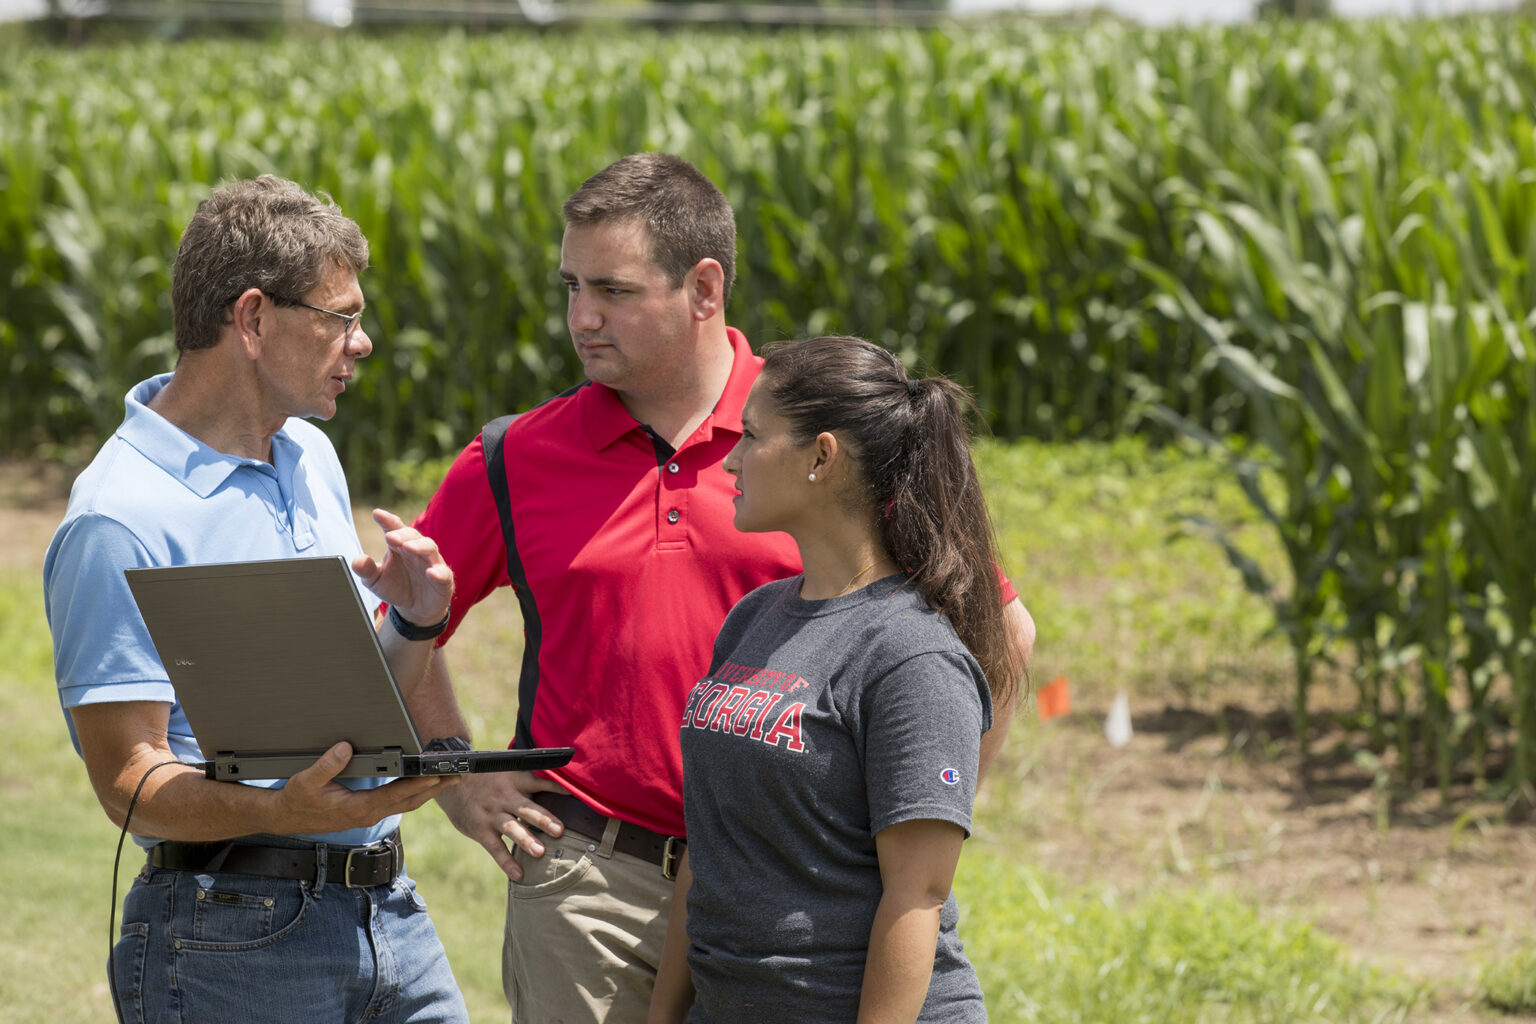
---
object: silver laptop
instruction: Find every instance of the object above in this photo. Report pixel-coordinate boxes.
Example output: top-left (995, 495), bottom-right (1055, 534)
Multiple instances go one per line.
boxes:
top-left (125, 556), bottom-right (572, 782)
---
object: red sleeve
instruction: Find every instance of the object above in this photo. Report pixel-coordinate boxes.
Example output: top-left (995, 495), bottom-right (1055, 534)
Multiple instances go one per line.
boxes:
top-left (406, 433), bottom-right (515, 647)
top-left (996, 562), bottom-right (1018, 605)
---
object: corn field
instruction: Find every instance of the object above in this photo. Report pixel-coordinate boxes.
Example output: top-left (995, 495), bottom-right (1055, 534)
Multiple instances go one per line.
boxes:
top-left (3, 19), bottom-right (1535, 801)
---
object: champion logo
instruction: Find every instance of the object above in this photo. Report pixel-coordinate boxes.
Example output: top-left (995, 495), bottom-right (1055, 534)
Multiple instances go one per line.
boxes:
top-left (939, 768), bottom-right (960, 785)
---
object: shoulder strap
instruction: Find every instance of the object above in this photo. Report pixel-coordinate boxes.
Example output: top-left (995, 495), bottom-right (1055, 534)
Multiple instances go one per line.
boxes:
top-left (481, 413), bottom-right (518, 585)
top-left (479, 412), bottom-right (543, 749)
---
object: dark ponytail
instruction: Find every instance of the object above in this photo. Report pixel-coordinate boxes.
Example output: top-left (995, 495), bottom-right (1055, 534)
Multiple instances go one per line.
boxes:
top-left (758, 336), bottom-right (1024, 709)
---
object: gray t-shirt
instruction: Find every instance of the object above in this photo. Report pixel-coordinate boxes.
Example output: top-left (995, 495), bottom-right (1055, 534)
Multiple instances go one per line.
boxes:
top-left (680, 573), bottom-right (993, 1023)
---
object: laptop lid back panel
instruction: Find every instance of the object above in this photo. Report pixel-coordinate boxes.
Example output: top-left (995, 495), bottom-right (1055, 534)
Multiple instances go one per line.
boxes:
top-left (125, 557), bottom-right (423, 770)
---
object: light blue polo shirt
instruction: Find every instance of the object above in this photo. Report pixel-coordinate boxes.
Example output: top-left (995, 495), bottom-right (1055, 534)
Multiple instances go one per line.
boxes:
top-left (43, 373), bottom-right (398, 848)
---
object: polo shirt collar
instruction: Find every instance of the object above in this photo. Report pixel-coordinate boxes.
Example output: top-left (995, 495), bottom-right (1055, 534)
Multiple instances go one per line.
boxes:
top-left (119, 373), bottom-right (293, 499)
top-left (584, 380), bottom-right (642, 453)
top-left (710, 327), bottom-right (758, 436)
top-left (582, 327), bottom-right (759, 453)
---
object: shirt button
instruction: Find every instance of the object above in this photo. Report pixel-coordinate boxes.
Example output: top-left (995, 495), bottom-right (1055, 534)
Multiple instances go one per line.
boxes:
top-left (667, 462), bottom-right (680, 474)
top-left (667, 509), bottom-right (680, 524)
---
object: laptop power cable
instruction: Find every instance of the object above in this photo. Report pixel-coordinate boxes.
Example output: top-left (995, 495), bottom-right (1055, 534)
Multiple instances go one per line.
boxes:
top-left (107, 758), bottom-right (209, 1024)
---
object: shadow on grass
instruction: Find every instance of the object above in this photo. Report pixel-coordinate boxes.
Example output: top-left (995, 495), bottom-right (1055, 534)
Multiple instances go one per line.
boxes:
top-left (1121, 700), bottom-right (1520, 827)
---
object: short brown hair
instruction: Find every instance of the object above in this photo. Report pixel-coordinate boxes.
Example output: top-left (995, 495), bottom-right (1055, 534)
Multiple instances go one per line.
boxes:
top-left (171, 175), bottom-right (369, 352)
top-left (563, 153), bottom-right (737, 305)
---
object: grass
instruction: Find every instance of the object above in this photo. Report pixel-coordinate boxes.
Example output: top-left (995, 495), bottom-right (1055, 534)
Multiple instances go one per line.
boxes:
top-left (974, 436), bottom-right (1291, 708)
top-left (0, 566), bottom-right (135, 1022)
top-left (957, 847), bottom-right (1415, 1024)
top-left (1, 439), bottom-right (1420, 1022)
top-left (1479, 942), bottom-right (1536, 1015)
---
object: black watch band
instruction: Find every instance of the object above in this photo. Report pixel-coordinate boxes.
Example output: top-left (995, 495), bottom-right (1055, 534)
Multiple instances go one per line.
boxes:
top-left (387, 604), bottom-right (451, 642)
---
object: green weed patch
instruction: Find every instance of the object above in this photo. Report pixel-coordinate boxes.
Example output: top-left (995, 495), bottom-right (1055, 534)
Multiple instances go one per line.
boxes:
top-left (958, 846), bottom-right (1419, 1023)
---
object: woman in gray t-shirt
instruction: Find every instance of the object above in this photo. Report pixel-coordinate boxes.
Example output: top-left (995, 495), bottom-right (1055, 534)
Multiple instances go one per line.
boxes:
top-left (650, 336), bottom-right (1027, 1024)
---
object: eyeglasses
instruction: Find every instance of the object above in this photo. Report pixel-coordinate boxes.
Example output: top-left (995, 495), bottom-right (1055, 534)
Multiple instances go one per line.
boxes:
top-left (269, 294), bottom-right (365, 339)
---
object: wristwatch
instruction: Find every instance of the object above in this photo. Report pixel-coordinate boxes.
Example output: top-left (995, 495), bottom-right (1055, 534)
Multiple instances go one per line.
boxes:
top-left (387, 604), bottom-right (451, 642)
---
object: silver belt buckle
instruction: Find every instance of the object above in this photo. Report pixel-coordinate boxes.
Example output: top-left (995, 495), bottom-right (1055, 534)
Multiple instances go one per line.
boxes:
top-left (344, 837), bottom-right (401, 888)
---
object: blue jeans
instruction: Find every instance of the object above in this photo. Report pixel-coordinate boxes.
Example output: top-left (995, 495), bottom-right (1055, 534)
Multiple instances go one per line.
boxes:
top-left (112, 838), bottom-right (469, 1024)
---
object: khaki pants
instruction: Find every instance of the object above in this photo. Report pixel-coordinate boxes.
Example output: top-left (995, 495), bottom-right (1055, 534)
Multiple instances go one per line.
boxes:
top-left (504, 817), bottom-right (675, 1024)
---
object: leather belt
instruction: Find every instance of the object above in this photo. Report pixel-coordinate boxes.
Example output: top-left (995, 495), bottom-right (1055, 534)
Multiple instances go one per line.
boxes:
top-left (149, 831), bottom-right (403, 888)
top-left (531, 793), bottom-right (685, 879)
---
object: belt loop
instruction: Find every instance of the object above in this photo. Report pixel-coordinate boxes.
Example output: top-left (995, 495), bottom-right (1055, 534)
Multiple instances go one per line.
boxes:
top-left (313, 842), bottom-right (328, 894)
top-left (387, 833), bottom-right (403, 881)
top-left (598, 817), bottom-right (621, 859)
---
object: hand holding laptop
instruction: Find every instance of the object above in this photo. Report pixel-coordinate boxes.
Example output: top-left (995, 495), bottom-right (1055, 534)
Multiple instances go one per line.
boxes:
top-left (264, 740), bottom-right (458, 836)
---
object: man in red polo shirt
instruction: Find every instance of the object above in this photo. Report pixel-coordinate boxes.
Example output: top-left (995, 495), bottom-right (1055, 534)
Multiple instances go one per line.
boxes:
top-left (408, 153), bottom-right (1034, 1024)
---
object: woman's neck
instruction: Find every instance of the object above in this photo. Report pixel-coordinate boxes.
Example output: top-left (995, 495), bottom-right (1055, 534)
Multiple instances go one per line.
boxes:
top-left (796, 524), bottom-right (897, 601)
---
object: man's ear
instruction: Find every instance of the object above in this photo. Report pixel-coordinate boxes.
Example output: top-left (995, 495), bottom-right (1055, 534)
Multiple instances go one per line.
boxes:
top-left (230, 288), bottom-right (269, 360)
top-left (688, 259), bottom-right (726, 322)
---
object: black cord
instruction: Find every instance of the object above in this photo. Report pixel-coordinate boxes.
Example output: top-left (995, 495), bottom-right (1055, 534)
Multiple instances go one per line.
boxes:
top-left (108, 759), bottom-right (193, 1024)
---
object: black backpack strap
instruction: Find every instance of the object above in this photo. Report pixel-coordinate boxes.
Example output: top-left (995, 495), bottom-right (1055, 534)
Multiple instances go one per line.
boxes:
top-left (481, 414), bottom-right (518, 587)
top-left (479, 413), bottom-right (541, 750)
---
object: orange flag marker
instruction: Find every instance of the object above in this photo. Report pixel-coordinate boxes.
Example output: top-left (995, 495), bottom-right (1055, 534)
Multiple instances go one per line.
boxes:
top-left (1035, 675), bottom-right (1071, 721)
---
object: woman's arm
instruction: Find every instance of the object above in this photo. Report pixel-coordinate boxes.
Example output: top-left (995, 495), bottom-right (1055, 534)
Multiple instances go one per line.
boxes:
top-left (649, 846), bottom-right (697, 1024)
top-left (858, 818), bottom-right (967, 1024)
top-left (979, 596), bottom-right (1036, 781)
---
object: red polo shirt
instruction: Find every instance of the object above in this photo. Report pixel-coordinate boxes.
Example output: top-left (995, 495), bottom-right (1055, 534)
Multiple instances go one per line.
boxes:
top-left (414, 328), bottom-right (802, 837)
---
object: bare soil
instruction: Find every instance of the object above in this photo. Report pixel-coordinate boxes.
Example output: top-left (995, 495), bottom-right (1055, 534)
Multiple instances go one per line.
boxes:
top-left (13, 457), bottom-right (1534, 1021)
top-left (3, 458), bottom-right (78, 568)
top-left (985, 694), bottom-right (1536, 1021)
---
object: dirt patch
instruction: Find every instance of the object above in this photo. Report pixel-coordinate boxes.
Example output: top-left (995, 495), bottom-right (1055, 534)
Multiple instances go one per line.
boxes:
top-left (4, 458), bottom-right (77, 572)
top-left (985, 692), bottom-right (1536, 1021)
top-left (0, 457), bottom-right (75, 510)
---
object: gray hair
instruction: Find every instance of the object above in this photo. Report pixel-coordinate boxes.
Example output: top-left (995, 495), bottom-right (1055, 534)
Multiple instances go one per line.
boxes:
top-left (171, 175), bottom-right (369, 352)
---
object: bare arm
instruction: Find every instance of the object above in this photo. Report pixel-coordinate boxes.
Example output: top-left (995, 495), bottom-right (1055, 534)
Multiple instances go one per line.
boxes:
top-left (649, 846), bottom-right (696, 1024)
top-left (412, 648), bottom-right (570, 881)
top-left (362, 505), bottom-right (573, 873)
top-left (71, 700), bottom-right (455, 841)
top-left (352, 508), bottom-right (454, 700)
top-left (979, 596), bottom-right (1035, 781)
top-left (857, 819), bottom-right (967, 1024)
top-left (401, 645), bottom-right (470, 748)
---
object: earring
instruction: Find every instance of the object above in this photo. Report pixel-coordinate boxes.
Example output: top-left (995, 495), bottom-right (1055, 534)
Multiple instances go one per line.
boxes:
top-left (808, 473), bottom-right (817, 482)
